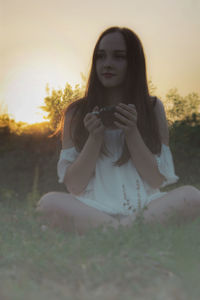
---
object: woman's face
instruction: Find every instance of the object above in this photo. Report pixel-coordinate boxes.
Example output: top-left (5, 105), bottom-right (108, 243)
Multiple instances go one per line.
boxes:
top-left (95, 32), bottom-right (128, 89)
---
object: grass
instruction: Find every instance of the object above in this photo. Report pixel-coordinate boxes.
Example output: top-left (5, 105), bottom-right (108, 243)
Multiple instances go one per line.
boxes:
top-left (0, 135), bottom-right (199, 299)
top-left (1, 183), bottom-right (200, 300)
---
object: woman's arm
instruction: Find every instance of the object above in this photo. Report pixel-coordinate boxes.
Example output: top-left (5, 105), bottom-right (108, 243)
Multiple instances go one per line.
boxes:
top-left (62, 107), bottom-right (104, 196)
top-left (125, 99), bottom-right (169, 189)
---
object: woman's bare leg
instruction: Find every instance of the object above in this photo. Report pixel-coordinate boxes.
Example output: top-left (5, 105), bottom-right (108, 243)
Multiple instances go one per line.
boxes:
top-left (36, 192), bottom-right (119, 234)
top-left (36, 185), bottom-right (200, 233)
top-left (142, 185), bottom-right (200, 224)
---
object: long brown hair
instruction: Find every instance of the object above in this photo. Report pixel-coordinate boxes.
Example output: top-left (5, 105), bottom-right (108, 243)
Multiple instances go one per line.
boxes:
top-left (60, 26), bottom-right (162, 166)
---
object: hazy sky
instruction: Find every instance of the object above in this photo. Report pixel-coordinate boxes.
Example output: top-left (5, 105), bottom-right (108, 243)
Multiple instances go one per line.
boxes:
top-left (1, 0), bottom-right (200, 123)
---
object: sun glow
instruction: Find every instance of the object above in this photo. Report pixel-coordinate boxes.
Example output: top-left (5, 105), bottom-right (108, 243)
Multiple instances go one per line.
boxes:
top-left (3, 50), bottom-right (83, 124)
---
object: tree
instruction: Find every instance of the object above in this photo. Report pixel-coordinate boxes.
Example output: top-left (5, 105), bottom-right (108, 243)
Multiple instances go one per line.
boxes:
top-left (40, 82), bottom-right (84, 131)
top-left (164, 88), bottom-right (200, 124)
top-left (148, 79), bottom-right (157, 95)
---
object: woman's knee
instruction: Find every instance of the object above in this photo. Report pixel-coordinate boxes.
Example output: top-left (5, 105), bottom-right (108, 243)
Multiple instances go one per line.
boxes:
top-left (37, 192), bottom-right (63, 211)
top-left (180, 185), bottom-right (200, 202)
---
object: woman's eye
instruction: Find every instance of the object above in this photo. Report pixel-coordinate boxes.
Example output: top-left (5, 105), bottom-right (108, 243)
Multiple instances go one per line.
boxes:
top-left (96, 53), bottom-right (104, 59)
top-left (115, 55), bottom-right (126, 59)
top-left (96, 53), bottom-right (127, 60)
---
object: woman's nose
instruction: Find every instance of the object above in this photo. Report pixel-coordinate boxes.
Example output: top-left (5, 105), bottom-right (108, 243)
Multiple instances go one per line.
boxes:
top-left (103, 56), bottom-right (113, 67)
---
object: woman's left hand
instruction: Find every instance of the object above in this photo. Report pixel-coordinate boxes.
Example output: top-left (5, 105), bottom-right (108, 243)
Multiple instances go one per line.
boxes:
top-left (114, 103), bottom-right (138, 136)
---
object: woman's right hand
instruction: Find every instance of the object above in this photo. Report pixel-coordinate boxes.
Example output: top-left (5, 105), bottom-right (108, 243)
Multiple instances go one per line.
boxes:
top-left (83, 106), bottom-right (105, 139)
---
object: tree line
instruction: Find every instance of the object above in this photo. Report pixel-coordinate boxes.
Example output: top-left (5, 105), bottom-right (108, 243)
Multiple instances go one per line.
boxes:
top-left (0, 81), bottom-right (199, 201)
top-left (0, 80), bottom-right (200, 139)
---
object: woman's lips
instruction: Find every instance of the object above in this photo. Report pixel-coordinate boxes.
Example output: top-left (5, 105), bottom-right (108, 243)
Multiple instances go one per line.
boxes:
top-left (102, 73), bottom-right (115, 78)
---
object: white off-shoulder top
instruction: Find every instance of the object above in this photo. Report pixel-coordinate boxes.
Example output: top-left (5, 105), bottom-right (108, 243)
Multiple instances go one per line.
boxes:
top-left (57, 129), bottom-right (179, 215)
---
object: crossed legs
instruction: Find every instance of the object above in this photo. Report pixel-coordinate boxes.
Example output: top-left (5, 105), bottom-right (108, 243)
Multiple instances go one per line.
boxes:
top-left (143, 185), bottom-right (200, 224)
top-left (36, 192), bottom-right (120, 234)
top-left (36, 185), bottom-right (200, 234)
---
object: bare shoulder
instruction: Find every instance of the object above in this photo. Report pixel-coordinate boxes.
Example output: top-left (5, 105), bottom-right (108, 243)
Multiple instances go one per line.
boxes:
top-left (62, 105), bottom-right (77, 149)
top-left (153, 98), bottom-right (166, 117)
top-left (153, 98), bottom-right (169, 146)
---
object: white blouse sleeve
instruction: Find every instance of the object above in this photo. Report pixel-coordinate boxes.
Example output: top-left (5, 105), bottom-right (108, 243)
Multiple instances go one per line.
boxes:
top-left (57, 147), bottom-right (79, 183)
top-left (154, 143), bottom-right (179, 188)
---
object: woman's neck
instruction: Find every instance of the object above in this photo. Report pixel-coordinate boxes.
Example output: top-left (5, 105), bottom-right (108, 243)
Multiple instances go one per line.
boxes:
top-left (104, 86), bottom-right (125, 106)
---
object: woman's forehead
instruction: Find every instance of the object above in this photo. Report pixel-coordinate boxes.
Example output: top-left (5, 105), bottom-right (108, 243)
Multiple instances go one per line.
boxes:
top-left (98, 32), bottom-right (126, 51)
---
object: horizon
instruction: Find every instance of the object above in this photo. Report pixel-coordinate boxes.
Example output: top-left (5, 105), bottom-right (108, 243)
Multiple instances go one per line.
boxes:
top-left (1, 0), bottom-right (200, 123)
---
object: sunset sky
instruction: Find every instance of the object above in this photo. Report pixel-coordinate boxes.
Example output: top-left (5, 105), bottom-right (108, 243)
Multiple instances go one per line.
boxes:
top-left (1, 0), bottom-right (200, 123)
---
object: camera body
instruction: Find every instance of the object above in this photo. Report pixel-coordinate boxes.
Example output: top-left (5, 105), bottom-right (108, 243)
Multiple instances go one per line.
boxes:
top-left (93, 105), bottom-right (118, 127)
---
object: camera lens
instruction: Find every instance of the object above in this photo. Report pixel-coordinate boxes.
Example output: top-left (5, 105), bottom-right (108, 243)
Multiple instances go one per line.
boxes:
top-left (99, 106), bottom-right (116, 127)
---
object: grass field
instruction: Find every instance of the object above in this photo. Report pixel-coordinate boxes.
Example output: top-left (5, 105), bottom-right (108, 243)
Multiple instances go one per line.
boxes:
top-left (1, 181), bottom-right (200, 300)
top-left (1, 126), bottom-right (200, 299)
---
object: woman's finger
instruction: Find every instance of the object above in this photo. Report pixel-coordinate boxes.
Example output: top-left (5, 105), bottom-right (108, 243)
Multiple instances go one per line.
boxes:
top-left (115, 106), bottom-right (136, 121)
top-left (115, 113), bottom-right (136, 126)
top-left (118, 103), bottom-right (135, 112)
top-left (85, 114), bottom-right (101, 130)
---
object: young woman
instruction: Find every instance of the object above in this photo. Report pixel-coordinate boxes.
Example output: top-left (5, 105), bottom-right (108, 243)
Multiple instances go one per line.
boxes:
top-left (37, 26), bottom-right (200, 234)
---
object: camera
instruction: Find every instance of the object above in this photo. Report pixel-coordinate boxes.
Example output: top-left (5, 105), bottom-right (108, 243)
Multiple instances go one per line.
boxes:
top-left (92, 105), bottom-right (118, 127)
